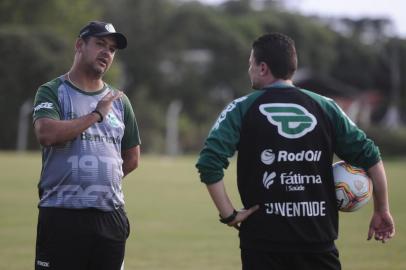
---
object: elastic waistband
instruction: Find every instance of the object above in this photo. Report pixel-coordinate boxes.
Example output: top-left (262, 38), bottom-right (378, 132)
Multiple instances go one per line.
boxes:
top-left (38, 206), bottom-right (124, 214)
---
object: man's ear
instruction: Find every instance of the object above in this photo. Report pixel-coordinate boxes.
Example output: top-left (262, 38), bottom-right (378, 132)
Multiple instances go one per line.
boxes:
top-left (259, 62), bottom-right (268, 76)
top-left (75, 38), bottom-right (85, 53)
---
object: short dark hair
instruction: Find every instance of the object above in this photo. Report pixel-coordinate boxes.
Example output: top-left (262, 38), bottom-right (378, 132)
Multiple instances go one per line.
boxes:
top-left (252, 33), bottom-right (297, 79)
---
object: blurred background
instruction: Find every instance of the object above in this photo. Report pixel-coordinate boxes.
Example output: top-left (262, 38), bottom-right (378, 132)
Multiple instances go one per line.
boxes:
top-left (1, 0), bottom-right (406, 155)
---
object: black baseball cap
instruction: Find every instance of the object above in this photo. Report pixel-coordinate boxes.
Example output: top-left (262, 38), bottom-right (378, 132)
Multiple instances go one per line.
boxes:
top-left (79, 21), bottom-right (127, 49)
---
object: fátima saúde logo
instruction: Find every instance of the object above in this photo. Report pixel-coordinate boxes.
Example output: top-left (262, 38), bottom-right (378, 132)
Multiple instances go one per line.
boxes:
top-left (259, 103), bottom-right (317, 139)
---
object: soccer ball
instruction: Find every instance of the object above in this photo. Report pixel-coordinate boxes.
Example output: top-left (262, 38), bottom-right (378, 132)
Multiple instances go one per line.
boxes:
top-left (333, 161), bottom-right (373, 212)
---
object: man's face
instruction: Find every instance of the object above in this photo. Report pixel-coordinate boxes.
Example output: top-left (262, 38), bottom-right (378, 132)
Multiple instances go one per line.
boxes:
top-left (248, 50), bottom-right (262, 90)
top-left (79, 36), bottom-right (117, 76)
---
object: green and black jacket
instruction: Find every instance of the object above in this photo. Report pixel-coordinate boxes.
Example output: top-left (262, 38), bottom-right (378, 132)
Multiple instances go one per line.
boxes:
top-left (196, 83), bottom-right (380, 252)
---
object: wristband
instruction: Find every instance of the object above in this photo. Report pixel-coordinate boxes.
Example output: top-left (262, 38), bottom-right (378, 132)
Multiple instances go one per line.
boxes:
top-left (92, 110), bottom-right (103, 123)
top-left (219, 210), bottom-right (238, 224)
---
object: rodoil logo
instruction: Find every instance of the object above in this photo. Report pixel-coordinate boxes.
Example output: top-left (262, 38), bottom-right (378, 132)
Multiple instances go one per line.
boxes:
top-left (260, 149), bottom-right (322, 165)
top-left (259, 103), bottom-right (317, 139)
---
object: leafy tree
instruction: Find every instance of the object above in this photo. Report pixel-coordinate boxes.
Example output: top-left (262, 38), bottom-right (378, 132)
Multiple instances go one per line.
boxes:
top-left (0, 0), bottom-right (102, 149)
top-left (0, 28), bottom-right (70, 149)
top-left (0, 0), bottom-right (101, 39)
top-left (1, 0), bottom-right (405, 152)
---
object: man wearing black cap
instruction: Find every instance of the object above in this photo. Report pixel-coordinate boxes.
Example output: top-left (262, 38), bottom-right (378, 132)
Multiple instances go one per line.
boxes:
top-left (32, 21), bottom-right (140, 270)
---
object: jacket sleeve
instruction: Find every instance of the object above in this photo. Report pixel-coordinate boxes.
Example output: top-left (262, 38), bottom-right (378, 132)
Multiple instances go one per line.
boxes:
top-left (301, 89), bottom-right (381, 170)
top-left (328, 99), bottom-right (381, 169)
top-left (196, 92), bottom-right (262, 184)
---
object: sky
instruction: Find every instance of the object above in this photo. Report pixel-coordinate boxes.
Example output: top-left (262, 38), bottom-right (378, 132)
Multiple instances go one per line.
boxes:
top-left (197, 0), bottom-right (406, 37)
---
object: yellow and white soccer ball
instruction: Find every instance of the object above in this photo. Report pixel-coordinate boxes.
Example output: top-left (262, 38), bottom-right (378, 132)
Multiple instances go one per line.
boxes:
top-left (333, 161), bottom-right (373, 212)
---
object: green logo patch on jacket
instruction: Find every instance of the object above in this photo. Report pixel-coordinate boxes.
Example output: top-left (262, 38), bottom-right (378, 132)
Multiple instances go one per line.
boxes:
top-left (259, 103), bottom-right (317, 139)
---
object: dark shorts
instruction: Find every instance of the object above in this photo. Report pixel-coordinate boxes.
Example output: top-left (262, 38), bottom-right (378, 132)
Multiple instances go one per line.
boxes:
top-left (241, 248), bottom-right (341, 270)
top-left (35, 207), bottom-right (130, 270)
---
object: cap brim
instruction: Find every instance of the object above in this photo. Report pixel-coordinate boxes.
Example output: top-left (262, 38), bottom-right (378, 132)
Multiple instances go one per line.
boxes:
top-left (94, 32), bottom-right (127, 49)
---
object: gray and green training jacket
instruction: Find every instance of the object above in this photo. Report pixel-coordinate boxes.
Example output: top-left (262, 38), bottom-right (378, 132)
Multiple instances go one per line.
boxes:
top-left (196, 83), bottom-right (380, 252)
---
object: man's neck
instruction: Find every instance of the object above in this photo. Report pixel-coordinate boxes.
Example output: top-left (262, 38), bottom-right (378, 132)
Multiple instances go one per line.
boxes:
top-left (66, 69), bottom-right (104, 92)
top-left (260, 78), bottom-right (293, 89)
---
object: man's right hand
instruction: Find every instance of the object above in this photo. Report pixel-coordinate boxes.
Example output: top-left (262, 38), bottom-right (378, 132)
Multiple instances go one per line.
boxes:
top-left (228, 205), bottom-right (260, 230)
top-left (95, 91), bottom-right (123, 117)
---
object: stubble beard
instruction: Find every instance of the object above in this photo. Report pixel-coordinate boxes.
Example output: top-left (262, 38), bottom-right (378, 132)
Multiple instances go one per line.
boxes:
top-left (82, 53), bottom-right (110, 79)
top-left (88, 62), bottom-right (108, 79)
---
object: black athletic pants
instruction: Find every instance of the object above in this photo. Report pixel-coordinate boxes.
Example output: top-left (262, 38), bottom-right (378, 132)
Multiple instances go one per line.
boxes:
top-left (241, 248), bottom-right (341, 270)
top-left (35, 207), bottom-right (130, 270)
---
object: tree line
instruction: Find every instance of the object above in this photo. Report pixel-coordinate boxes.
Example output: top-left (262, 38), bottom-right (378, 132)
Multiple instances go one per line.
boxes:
top-left (1, 0), bottom-right (405, 153)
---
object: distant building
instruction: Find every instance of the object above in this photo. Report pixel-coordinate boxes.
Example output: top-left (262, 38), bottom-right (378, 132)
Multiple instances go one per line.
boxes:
top-left (293, 69), bottom-right (383, 127)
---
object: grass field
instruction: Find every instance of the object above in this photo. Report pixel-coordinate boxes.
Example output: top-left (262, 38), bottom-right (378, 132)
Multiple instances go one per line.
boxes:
top-left (0, 152), bottom-right (404, 270)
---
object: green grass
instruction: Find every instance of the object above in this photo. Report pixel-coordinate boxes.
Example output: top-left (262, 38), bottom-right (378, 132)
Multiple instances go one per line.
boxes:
top-left (0, 152), bottom-right (405, 269)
